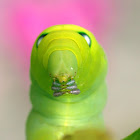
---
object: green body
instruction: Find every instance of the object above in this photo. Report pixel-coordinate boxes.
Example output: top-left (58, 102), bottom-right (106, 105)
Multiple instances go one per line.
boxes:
top-left (26, 24), bottom-right (108, 140)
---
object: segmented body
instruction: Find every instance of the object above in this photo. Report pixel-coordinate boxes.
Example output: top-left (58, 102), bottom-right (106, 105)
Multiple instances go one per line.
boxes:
top-left (26, 24), bottom-right (108, 140)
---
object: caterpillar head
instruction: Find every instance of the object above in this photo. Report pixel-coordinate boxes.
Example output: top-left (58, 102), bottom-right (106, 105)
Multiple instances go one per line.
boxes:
top-left (30, 24), bottom-right (107, 101)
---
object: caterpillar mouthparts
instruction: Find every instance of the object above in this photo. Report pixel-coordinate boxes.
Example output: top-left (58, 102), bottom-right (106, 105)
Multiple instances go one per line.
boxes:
top-left (51, 79), bottom-right (80, 97)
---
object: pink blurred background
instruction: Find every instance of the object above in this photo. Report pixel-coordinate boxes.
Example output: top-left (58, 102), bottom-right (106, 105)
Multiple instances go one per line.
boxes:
top-left (1, 0), bottom-right (140, 139)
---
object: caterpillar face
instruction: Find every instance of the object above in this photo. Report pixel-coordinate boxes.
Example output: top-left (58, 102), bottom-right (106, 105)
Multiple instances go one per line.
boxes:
top-left (31, 24), bottom-right (107, 100)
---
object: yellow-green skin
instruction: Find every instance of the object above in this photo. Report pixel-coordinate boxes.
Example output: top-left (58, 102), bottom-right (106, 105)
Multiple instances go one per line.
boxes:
top-left (26, 24), bottom-right (108, 140)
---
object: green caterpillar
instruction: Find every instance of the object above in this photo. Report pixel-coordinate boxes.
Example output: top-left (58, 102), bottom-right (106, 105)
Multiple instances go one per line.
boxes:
top-left (26, 24), bottom-right (108, 140)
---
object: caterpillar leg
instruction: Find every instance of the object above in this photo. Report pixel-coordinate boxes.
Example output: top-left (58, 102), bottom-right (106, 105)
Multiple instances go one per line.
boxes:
top-left (51, 79), bottom-right (80, 97)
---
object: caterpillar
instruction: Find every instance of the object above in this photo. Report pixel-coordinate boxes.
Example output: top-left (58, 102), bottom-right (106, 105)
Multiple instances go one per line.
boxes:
top-left (26, 24), bottom-right (108, 140)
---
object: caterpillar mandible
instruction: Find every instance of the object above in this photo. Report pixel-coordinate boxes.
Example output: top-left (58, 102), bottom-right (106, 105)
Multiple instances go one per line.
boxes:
top-left (26, 24), bottom-right (108, 140)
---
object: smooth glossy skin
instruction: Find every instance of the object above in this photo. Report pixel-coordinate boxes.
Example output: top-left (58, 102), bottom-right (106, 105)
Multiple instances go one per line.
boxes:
top-left (26, 24), bottom-right (108, 140)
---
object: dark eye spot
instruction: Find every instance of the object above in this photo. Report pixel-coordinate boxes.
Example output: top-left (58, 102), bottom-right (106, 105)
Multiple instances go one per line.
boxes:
top-left (78, 32), bottom-right (91, 47)
top-left (36, 34), bottom-right (48, 48)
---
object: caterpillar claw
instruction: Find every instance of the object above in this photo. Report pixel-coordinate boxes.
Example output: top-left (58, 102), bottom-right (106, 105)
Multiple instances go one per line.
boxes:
top-left (51, 86), bottom-right (61, 91)
top-left (53, 92), bottom-right (63, 97)
top-left (52, 81), bottom-right (61, 87)
top-left (66, 79), bottom-right (75, 86)
top-left (66, 84), bottom-right (77, 90)
top-left (69, 89), bottom-right (80, 95)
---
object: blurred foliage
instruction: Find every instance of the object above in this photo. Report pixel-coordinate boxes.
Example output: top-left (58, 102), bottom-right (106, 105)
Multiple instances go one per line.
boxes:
top-left (61, 128), bottom-right (113, 140)
top-left (123, 128), bottom-right (140, 140)
top-left (61, 127), bottom-right (140, 140)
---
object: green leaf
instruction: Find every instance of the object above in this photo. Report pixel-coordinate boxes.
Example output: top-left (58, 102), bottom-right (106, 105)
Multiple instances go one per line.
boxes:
top-left (123, 128), bottom-right (140, 140)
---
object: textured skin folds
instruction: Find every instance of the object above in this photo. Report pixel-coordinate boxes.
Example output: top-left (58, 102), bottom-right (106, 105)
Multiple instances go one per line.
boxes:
top-left (26, 24), bottom-right (108, 140)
